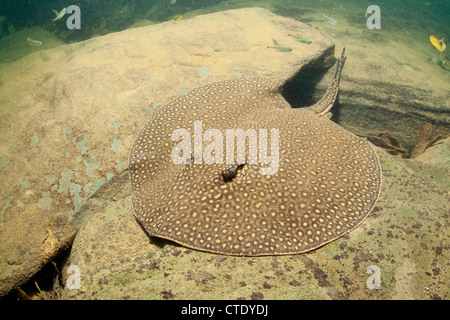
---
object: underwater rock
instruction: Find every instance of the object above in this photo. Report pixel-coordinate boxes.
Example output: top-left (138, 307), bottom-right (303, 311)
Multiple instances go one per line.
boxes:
top-left (60, 146), bottom-right (449, 299)
top-left (0, 8), bottom-right (333, 297)
top-left (415, 136), bottom-right (450, 166)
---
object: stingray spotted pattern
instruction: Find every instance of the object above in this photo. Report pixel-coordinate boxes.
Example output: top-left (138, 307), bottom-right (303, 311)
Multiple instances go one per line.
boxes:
top-left (129, 49), bottom-right (382, 256)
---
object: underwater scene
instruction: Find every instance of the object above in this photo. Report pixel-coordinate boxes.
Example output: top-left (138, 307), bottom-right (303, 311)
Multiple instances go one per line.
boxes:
top-left (0, 0), bottom-right (449, 302)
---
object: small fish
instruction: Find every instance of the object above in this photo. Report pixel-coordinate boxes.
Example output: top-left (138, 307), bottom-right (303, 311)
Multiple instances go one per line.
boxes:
top-left (430, 35), bottom-right (446, 53)
top-left (289, 34), bottom-right (312, 44)
top-left (171, 14), bottom-right (183, 21)
top-left (322, 14), bottom-right (338, 25)
top-left (27, 35), bottom-right (42, 46)
top-left (442, 60), bottom-right (450, 70)
top-left (51, 8), bottom-right (67, 21)
top-left (267, 46), bottom-right (293, 52)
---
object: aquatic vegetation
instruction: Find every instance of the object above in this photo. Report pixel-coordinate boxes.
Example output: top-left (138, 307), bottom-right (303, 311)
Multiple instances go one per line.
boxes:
top-left (267, 46), bottom-right (292, 52)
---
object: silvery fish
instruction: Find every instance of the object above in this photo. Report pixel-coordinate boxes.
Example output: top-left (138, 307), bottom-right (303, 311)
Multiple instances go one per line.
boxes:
top-left (267, 46), bottom-right (293, 52)
top-left (322, 14), bottom-right (338, 25)
top-left (51, 8), bottom-right (67, 21)
top-left (289, 34), bottom-right (312, 44)
top-left (27, 35), bottom-right (42, 46)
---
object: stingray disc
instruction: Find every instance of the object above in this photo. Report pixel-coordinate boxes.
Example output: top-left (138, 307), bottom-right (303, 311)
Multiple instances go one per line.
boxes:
top-left (129, 77), bottom-right (382, 256)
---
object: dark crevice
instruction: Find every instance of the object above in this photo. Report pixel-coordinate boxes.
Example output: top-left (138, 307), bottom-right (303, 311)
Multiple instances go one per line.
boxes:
top-left (1, 246), bottom-right (71, 300)
top-left (279, 53), bottom-right (450, 150)
top-left (280, 46), bottom-right (337, 109)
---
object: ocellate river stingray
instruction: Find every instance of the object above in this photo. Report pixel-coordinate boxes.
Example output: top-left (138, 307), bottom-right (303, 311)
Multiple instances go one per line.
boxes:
top-left (129, 48), bottom-right (382, 256)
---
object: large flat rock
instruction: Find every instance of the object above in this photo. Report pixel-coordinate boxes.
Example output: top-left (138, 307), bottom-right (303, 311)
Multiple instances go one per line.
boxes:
top-left (0, 8), bottom-right (334, 296)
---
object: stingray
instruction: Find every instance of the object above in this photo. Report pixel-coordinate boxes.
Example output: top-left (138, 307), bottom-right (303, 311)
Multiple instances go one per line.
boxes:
top-left (129, 48), bottom-right (382, 256)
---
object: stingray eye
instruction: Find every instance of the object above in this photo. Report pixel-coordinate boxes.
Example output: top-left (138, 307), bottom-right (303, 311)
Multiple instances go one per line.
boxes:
top-left (222, 163), bottom-right (245, 182)
top-left (222, 166), bottom-right (237, 182)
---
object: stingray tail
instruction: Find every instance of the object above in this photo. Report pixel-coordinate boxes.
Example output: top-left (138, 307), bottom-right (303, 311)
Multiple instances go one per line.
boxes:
top-left (334, 47), bottom-right (346, 81)
top-left (308, 47), bottom-right (346, 117)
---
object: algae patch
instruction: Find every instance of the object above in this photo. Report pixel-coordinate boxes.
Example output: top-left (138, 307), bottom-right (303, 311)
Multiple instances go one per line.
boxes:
top-left (75, 134), bottom-right (89, 155)
top-left (83, 157), bottom-right (100, 178)
top-left (197, 66), bottom-right (211, 77)
top-left (38, 191), bottom-right (52, 207)
top-left (112, 138), bottom-right (122, 153)
top-left (115, 160), bottom-right (127, 173)
top-left (63, 127), bottom-right (73, 143)
top-left (28, 132), bottom-right (39, 146)
top-left (0, 156), bottom-right (8, 171)
top-left (20, 178), bottom-right (33, 190)
top-left (44, 174), bottom-right (57, 184)
top-left (58, 167), bottom-right (84, 215)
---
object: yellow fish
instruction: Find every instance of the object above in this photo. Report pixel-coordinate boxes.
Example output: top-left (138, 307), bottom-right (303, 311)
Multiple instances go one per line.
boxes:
top-left (51, 8), bottom-right (67, 22)
top-left (171, 14), bottom-right (183, 21)
top-left (430, 35), bottom-right (446, 52)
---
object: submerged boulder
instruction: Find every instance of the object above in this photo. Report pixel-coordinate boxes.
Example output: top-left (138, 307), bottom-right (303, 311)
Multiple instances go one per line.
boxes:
top-left (0, 8), bottom-right (334, 297)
